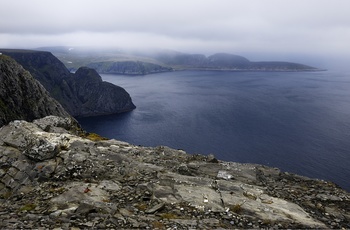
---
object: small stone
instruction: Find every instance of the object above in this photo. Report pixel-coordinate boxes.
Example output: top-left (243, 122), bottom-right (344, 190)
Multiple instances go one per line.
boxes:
top-left (207, 154), bottom-right (219, 163)
top-left (145, 203), bottom-right (165, 214)
top-left (75, 203), bottom-right (96, 215)
top-left (129, 218), bottom-right (140, 228)
top-left (177, 164), bottom-right (192, 176)
top-left (84, 222), bottom-right (94, 227)
top-left (243, 191), bottom-right (257, 200)
top-left (217, 170), bottom-right (234, 180)
top-left (119, 208), bottom-right (132, 217)
top-left (202, 218), bottom-right (220, 226)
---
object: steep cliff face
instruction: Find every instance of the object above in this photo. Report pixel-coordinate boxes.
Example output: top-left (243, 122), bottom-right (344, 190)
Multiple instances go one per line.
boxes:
top-left (67, 67), bottom-right (136, 116)
top-left (0, 50), bottom-right (70, 93)
top-left (0, 49), bottom-right (136, 117)
top-left (0, 55), bottom-right (70, 126)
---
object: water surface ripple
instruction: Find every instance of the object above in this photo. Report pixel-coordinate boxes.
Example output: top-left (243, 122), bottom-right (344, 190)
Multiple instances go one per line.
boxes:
top-left (78, 71), bottom-right (350, 191)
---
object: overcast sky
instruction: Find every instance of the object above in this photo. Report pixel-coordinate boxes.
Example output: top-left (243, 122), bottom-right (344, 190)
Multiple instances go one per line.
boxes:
top-left (1, 0), bottom-right (350, 68)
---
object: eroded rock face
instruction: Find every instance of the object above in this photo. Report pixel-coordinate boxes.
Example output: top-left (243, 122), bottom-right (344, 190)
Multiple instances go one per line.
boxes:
top-left (0, 55), bottom-right (70, 127)
top-left (0, 116), bottom-right (349, 229)
top-left (0, 50), bottom-right (136, 117)
top-left (67, 67), bottom-right (136, 117)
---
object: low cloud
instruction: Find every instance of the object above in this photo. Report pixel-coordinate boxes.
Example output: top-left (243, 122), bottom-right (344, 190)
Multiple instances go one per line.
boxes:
top-left (1, 0), bottom-right (349, 68)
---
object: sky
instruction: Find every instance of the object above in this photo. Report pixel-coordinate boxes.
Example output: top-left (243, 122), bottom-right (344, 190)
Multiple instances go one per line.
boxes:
top-left (1, 0), bottom-right (350, 69)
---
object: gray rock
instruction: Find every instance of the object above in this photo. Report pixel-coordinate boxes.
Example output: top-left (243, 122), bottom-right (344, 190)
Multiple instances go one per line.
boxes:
top-left (145, 203), bottom-right (165, 214)
top-left (0, 116), bottom-right (348, 229)
top-left (75, 203), bottom-right (96, 215)
top-left (33, 115), bottom-right (77, 134)
top-left (0, 55), bottom-right (70, 127)
top-left (23, 138), bottom-right (59, 161)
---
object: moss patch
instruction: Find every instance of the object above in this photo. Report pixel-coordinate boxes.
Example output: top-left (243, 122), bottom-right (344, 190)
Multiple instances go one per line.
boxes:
top-left (229, 204), bottom-right (242, 214)
top-left (20, 203), bottom-right (37, 212)
top-left (160, 213), bottom-right (179, 219)
top-left (82, 132), bottom-right (108, 141)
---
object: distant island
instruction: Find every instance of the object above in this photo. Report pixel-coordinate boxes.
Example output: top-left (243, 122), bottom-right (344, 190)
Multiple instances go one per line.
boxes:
top-left (38, 47), bottom-right (322, 75)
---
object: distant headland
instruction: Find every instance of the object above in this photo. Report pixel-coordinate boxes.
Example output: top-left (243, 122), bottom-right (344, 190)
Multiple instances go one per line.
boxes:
top-left (37, 46), bottom-right (324, 75)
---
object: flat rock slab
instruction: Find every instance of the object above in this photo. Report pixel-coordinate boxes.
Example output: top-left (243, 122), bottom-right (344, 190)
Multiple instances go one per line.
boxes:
top-left (0, 116), bottom-right (349, 229)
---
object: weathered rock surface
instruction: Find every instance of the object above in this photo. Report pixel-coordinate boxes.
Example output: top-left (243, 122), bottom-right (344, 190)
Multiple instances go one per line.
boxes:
top-left (65, 67), bottom-right (136, 116)
top-left (0, 49), bottom-right (136, 117)
top-left (0, 116), bottom-right (349, 229)
top-left (0, 55), bottom-right (70, 127)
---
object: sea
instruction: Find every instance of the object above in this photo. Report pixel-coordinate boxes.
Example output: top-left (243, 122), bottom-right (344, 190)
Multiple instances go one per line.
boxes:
top-left (77, 70), bottom-right (350, 191)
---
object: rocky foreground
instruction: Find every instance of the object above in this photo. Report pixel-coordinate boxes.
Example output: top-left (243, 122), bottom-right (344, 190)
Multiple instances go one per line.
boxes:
top-left (0, 116), bottom-right (349, 229)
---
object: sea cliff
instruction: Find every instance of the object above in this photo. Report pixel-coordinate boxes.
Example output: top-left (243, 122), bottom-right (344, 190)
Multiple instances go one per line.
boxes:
top-left (0, 49), bottom-right (135, 117)
top-left (0, 55), bottom-right (70, 126)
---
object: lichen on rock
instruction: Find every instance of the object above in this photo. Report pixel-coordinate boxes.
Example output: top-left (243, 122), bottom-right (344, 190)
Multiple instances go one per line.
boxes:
top-left (0, 116), bottom-right (349, 229)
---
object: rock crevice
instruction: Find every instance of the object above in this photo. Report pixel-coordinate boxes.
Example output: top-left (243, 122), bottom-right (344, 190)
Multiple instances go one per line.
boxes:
top-left (0, 116), bottom-right (349, 229)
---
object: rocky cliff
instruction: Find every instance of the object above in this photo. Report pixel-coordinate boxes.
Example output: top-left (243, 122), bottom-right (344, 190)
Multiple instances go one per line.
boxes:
top-left (0, 55), bottom-right (70, 126)
top-left (66, 67), bottom-right (136, 116)
top-left (0, 49), bottom-right (135, 117)
top-left (0, 116), bottom-right (349, 229)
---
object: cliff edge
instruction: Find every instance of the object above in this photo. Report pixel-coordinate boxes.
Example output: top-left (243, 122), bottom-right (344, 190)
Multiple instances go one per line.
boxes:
top-left (0, 55), bottom-right (70, 126)
top-left (0, 116), bottom-right (349, 229)
top-left (0, 49), bottom-right (136, 117)
top-left (68, 67), bottom-right (137, 116)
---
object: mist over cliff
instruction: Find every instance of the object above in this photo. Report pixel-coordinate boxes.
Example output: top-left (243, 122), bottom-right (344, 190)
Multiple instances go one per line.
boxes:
top-left (38, 47), bottom-right (321, 75)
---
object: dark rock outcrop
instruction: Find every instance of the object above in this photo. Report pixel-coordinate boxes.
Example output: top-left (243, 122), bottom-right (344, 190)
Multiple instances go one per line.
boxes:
top-left (0, 55), bottom-right (70, 127)
top-left (0, 116), bottom-right (349, 229)
top-left (0, 49), bottom-right (136, 117)
top-left (66, 67), bottom-right (136, 116)
top-left (0, 50), bottom-right (71, 91)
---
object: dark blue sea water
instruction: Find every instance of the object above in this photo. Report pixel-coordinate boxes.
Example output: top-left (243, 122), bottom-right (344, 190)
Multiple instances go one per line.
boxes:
top-left (78, 71), bottom-right (350, 191)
